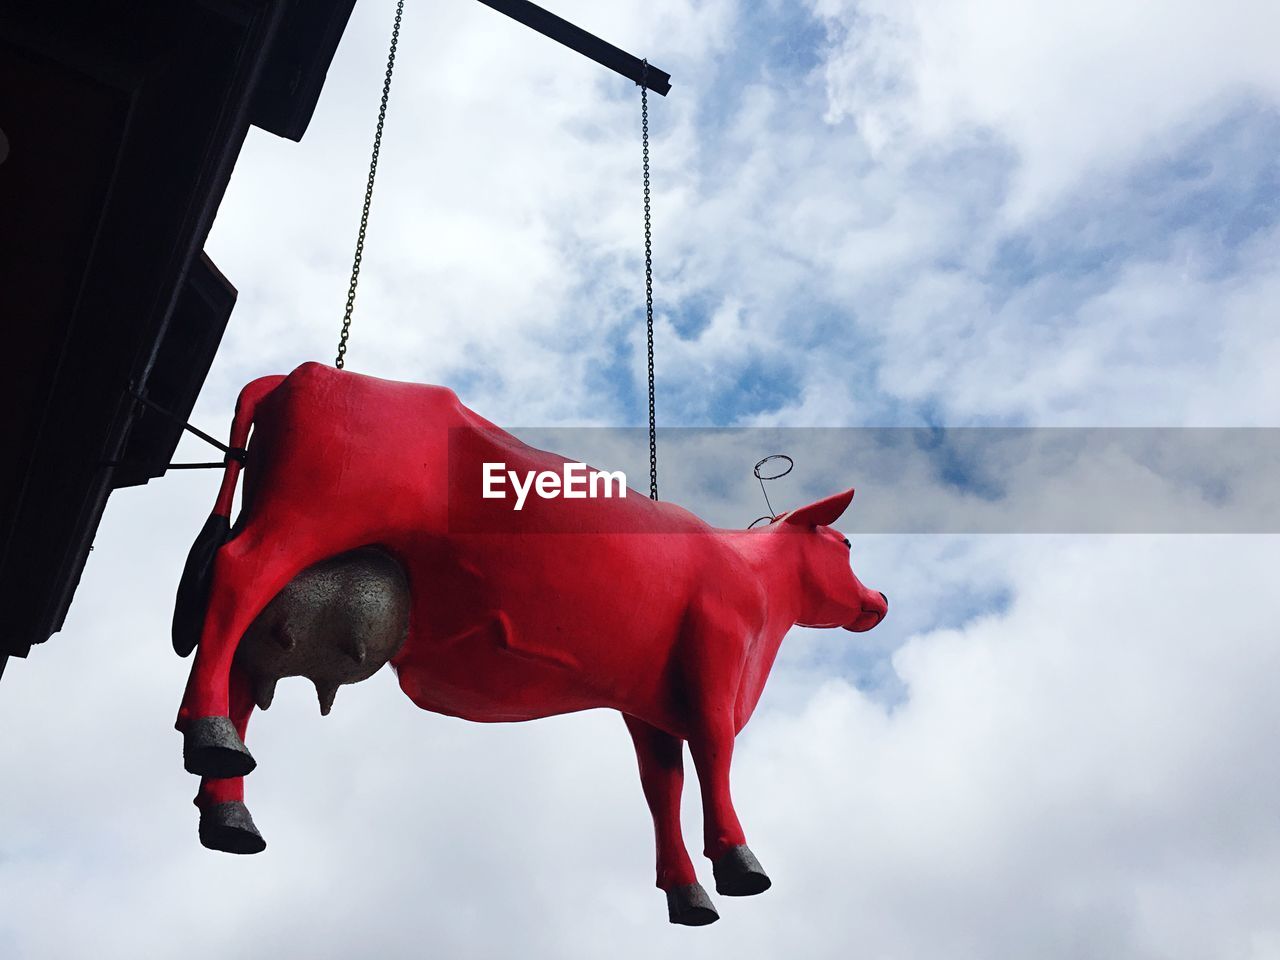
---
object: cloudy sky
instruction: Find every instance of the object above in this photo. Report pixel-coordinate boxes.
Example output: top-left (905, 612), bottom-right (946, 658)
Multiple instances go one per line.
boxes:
top-left (4, 0), bottom-right (1280, 956)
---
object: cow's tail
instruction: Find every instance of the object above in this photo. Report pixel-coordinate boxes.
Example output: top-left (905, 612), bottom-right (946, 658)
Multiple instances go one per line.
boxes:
top-left (171, 375), bottom-right (287, 657)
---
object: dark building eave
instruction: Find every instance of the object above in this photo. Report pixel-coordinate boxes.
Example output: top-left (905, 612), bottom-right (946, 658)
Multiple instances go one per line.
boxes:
top-left (0, 0), bottom-right (358, 670)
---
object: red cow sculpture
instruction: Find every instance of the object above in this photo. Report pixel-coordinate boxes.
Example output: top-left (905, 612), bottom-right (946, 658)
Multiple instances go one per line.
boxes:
top-left (175, 361), bottom-right (888, 925)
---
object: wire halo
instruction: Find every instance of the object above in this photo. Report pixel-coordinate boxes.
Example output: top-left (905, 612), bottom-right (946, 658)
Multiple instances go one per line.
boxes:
top-left (753, 454), bottom-right (794, 481)
top-left (749, 454), bottom-right (794, 527)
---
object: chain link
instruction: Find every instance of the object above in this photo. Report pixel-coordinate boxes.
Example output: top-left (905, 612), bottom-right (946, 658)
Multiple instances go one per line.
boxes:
top-left (641, 61), bottom-right (658, 501)
top-left (336, 0), bottom-right (405, 370)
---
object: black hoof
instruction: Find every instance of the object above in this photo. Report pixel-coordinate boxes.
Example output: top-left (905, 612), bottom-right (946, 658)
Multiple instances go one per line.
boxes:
top-left (199, 801), bottom-right (266, 854)
top-left (713, 845), bottom-right (772, 897)
top-left (666, 883), bottom-right (719, 926)
top-left (183, 715), bottom-right (256, 778)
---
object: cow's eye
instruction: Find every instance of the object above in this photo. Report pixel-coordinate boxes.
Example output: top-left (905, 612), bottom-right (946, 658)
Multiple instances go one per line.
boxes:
top-left (841, 537), bottom-right (851, 549)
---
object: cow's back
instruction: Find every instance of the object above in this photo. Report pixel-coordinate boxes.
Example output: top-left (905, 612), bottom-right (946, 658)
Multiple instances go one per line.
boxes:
top-left (241, 362), bottom-right (470, 536)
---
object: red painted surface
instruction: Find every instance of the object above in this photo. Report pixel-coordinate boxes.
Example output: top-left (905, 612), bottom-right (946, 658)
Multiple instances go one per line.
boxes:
top-left (180, 362), bottom-right (887, 890)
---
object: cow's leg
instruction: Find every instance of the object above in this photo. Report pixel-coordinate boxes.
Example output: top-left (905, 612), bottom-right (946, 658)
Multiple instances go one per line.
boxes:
top-left (623, 715), bottom-right (718, 926)
top-left (193, 663), bottom-right (266, 854)
top-left (686, 704), bottom-right (772, 897)
top-left (177, 523), bottom-right (324, 778)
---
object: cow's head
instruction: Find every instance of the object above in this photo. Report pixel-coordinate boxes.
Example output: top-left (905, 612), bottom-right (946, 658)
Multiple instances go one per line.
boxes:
top-left (777, 489), bottom-right (887, 632)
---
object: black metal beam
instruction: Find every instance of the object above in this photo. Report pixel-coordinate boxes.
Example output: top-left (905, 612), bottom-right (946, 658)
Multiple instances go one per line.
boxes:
top-left (474, 0), bottom-right (671, 96)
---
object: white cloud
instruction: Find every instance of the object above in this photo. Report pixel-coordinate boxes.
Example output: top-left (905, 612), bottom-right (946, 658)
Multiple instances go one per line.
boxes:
top-left (743, 533), bottom-right (1280, 960)
top-left (871, 223), bottom-right (1280, 426)
top-left (814, 0), bottom-right (1280, 220)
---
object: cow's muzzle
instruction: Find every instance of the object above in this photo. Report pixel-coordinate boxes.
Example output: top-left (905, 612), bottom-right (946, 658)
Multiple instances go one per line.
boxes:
top-left (845, 591), bottom-right (888, 632)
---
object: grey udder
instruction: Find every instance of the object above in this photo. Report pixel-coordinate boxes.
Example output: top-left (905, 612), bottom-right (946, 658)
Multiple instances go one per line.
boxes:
top-left (235, 547), bottom-right (411, 715)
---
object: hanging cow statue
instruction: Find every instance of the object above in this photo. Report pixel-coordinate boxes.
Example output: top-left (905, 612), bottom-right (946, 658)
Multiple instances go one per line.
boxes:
top-left (173, 361), bottom-right (888, 926)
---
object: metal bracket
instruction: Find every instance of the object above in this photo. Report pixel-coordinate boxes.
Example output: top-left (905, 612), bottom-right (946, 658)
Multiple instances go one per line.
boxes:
top-left (474, 0), bottom-right (672, 95)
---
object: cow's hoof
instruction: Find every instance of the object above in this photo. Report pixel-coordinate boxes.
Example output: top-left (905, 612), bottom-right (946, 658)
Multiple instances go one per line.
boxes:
top-left (199, 801), bottom-right (266, 855)
top-left (183, 715), bottom-right (256, 778)
top-left (713, 845), bottom-right (771, 897)
top-left (666, 883), bottom-right (719, 926)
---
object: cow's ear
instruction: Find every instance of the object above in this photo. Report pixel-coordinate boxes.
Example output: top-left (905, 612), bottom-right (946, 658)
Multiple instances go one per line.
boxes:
top-left (783, 488), bottom-right (854, 528)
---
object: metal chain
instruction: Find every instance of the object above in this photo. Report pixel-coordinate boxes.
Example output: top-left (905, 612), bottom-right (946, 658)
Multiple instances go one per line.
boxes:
top-left (336, 0), bottom-right (405, 370)
top-left (641, 61), bottom-right (658, 500)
